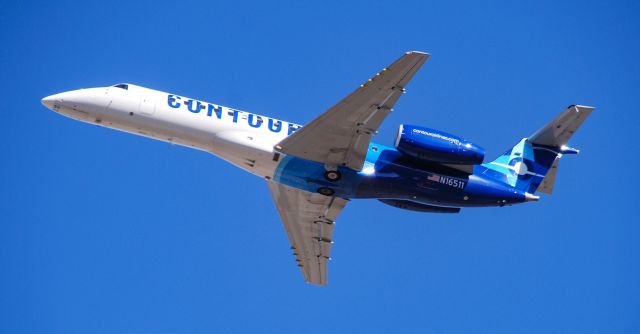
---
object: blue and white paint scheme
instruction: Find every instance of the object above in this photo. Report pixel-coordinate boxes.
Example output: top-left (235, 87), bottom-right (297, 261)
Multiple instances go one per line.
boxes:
top-left (41, 51), bottom-right (594, 286)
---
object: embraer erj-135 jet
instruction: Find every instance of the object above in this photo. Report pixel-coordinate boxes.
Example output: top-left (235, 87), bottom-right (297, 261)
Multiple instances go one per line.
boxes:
top-left (42, 51), bottom-right (593, 286)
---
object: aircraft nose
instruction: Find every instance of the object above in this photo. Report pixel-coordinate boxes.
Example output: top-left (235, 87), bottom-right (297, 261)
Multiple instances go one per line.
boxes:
top-left (41, 93), bottom-right (61, 109)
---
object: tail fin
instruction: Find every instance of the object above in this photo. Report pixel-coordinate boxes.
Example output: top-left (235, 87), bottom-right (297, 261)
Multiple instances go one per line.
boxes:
top-left (484, 105), bottom-right (594, 194)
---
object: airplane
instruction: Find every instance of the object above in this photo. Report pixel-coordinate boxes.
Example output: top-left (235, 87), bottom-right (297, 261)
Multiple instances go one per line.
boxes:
top-left (42, 51), bottom-right (594, 286)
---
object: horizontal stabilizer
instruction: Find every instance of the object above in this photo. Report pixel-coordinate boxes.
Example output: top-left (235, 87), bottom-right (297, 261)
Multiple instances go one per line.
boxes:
top-left (537, 157), bottom-right (560, 194)
top-left (529, 105), bottom-right (594, 147)
top-left (486, 104), bottom-right (594, 195)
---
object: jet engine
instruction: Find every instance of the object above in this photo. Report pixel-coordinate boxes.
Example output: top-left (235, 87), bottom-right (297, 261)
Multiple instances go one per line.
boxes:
top-left (395, 124), bottom-right (485, 165)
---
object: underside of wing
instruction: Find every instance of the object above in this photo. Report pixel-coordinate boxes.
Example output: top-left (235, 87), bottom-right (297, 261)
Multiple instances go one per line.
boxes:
top-left (276, 51), bottom-right (430, 171)
top-left (267, 181), bottom-right (349, 286)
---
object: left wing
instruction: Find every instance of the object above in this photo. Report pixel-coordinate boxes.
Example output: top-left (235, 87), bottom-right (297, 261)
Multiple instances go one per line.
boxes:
top-left (267, 181), bottom-right (348, 286)
top-left (275, 51), bottom-right (429, 171)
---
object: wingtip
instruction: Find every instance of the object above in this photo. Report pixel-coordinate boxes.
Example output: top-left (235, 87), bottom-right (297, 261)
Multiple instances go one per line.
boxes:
top-left (569, 104), bottom-right (595, 110)
top-left (406, 50), bottom-right (429, 55)
top-left (305, 279), bottom-right (328, 287)
top-left (406, 51), bottom-right (430, 63)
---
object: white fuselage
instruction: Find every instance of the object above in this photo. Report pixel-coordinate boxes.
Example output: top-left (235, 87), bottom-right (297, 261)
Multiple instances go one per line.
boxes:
top-left (42, 84), bottom-right (300, 178)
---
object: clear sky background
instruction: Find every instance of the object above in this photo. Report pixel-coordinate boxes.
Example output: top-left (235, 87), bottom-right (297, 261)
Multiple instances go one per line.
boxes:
top-left (1, 1), bottom-right (639, 333)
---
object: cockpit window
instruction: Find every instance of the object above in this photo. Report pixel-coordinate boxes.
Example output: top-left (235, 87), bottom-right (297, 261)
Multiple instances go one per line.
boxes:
top-left (113, 84), bottom-right (128, 90)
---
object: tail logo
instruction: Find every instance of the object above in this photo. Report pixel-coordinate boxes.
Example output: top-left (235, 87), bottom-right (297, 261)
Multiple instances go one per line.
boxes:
top-left (509, 157), bottom-right (536, 179)
top-left (513, 161), bottom-right (528, 176)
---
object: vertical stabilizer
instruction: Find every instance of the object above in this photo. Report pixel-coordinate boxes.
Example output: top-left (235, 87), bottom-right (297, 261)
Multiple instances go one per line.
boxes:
top-left (483, 105), bottom-right (594, 194)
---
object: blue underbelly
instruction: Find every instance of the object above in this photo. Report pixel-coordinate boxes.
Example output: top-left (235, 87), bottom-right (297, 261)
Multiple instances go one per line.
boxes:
top-left (272, 147), bottom-right (525, 208)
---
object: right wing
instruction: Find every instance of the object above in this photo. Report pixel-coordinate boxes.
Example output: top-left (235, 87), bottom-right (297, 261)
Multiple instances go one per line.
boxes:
top-left (267, 181), bottom-right (349, 286)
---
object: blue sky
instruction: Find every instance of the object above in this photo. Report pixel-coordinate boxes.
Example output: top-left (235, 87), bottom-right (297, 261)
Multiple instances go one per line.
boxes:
top-left (1, 1), bottom-right (639, 333)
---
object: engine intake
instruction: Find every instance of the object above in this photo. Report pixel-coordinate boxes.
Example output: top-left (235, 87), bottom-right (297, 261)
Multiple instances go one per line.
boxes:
top-left (395, 124), bottom-right (485, 165)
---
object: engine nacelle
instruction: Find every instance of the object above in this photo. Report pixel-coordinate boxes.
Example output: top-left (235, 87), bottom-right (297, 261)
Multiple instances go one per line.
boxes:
top-left (395, 124), bottom-right (485, 165)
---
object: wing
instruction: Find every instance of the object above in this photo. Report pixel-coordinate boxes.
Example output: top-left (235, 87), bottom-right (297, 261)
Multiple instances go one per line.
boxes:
top-left (267, 181), bottom-right (348, 286)
top-left (275, 51), bottom-right (430, 171)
